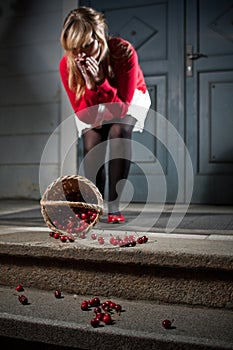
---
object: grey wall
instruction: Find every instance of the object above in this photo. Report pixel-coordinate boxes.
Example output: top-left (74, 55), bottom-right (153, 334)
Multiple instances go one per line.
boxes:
top-left (0, 0), bottom-right (75, 199)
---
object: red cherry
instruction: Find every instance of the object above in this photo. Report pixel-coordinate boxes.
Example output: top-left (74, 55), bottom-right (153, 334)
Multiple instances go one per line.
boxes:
top-left (123, 236), bottom-right (129, 244)
top-left (15, 284), bottom-right (24, 292)
top-left (81, 300), bottom-right (89, 311)
top-left (98, 236), bottom-right (105, 245)
top-left (94, 297), bottom-right (100, 306)
top-left (66, 221), bottom-right (74, 229)
top-left (162, 319), bottom-right (172, 329)
top-left (94, 307), bottom-right (102, 314)
top-left (137, 237), bottom-right (144, 244)
top-left (91, 233), bottom-right (97, 240)
top-left (80, 232), bottom-right (87, 239)
top-left (109, 237), bottom-right (118, 245)
top-left (53, 233), bottom-right (60, 239)
top-left (54, 290), bottom-right (62, 298)
top-left (88, 297), bottom-right (97, 307)
top-left (95, 312), bottom-right (104, 321)
top-left (90, 317), bottom-right (100, 328)
top-left (128, 235), bottom-right (135, 241)
top-left (74, 227), bottom-right (82, 233)
top-left (89, 215), bottom-right (95, 222)
top-left (115, 304), bottom-right (122, 313)
top-left (18, 295), bottom-right (28, 305)
top-left (60, 235), bottom-right (67, 242)
top-left (67, 235), bottom-right (75, 242)
top-left (109, 301), bottom-right (116, 309)
top-left (118, 239), bottom-right (124, 247)
top-left (103, 313), bottom-right (112, 325)
top-left (142, 235), bottom-right (148, 243)
top-left (81, 213), bottom-right (88, 220)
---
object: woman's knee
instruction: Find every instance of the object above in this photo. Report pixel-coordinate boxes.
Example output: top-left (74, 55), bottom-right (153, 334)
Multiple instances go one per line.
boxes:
top-left (109, 121), bottom-right (134, 139)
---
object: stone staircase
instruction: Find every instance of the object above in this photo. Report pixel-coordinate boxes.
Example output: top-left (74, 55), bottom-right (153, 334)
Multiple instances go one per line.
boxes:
top-left (0, 201), bottom-right (233, 349)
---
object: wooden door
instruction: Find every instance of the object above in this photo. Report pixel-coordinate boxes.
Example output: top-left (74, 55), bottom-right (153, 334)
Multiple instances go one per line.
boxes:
top-left (78, 0), bottom-right (233, 204)
top-left (79, 0), bottom-right (185, 203)
top-left (186, 0), bottom-right (233, 204)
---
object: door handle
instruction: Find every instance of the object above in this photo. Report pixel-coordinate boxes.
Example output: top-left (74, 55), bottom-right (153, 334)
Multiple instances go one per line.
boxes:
top-left (187, 52), bottom-right (208, 60)
top-left (186, 45), bottom-right (208, 76)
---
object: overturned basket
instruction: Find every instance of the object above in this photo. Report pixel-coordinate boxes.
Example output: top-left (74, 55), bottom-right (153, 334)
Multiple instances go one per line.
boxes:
top-left (40, 175), bottom-right (104, 236)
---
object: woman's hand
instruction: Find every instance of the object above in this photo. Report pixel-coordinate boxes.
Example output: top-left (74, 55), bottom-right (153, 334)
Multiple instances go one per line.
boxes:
top-left (75, 56), bottom-right (104, 90)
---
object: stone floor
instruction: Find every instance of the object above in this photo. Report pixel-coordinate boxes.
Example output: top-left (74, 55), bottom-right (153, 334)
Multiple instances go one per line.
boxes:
top-left (0, 200), bottom-right (233, 349)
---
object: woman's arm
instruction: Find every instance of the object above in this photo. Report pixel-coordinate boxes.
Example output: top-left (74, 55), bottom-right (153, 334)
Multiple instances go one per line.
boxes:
top-left (59, 41), bottom-right (142, 123)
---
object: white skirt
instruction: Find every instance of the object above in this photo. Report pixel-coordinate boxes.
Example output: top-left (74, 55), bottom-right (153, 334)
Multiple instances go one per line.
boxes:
top-left (74, 89), bottom-right (151, 137)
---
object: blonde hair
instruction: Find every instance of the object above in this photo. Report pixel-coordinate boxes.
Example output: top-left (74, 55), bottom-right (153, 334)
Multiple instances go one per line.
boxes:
top-left (60, 6), bottom-right (133, 100)
top-left (60, 7), bottom-right (108, 99)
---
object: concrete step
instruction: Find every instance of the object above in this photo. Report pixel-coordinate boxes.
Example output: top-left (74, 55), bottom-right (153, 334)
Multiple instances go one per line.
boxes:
top-left (0, 285), bottom-right (233, 350)
top-left (0, 228), bottom-right (233, 309)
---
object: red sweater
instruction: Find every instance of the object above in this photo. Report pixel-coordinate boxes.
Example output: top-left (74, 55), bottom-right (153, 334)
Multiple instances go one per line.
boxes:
top-left (59, 37), bottom-right (147, 124)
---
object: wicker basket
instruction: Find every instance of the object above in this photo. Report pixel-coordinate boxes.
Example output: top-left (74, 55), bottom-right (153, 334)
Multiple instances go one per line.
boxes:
top-left (40, 175), bottom-right (104, 236)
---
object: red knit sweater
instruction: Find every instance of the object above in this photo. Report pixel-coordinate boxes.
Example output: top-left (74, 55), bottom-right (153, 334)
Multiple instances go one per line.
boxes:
top-left (59, 37), bottom-right (147, 124)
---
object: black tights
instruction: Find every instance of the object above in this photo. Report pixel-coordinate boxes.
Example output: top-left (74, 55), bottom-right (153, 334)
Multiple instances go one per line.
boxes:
top-left (81, 116), bottom-right (136, 214)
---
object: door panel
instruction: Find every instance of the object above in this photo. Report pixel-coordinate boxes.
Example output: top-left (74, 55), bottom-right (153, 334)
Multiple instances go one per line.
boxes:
top-left (79, 0), bottom-right (184, 203)
top-left (186, 0), bottom-right (233, 204)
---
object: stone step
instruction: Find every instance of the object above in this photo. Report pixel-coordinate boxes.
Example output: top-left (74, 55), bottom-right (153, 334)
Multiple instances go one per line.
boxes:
top-left (0, 285), bottom-right (233, 350)
top-left (0, 228), bottom-right (232, 309)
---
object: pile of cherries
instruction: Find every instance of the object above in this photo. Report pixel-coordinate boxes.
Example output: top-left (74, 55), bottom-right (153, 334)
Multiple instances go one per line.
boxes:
top-left (81, 296), bottom-right (123, 328)
top-left (90, 233), bottom-right (149, 247)
top-left (15, 284), bottom-right (174, 329)
top-left (49, 207), bottom-right (98, 242)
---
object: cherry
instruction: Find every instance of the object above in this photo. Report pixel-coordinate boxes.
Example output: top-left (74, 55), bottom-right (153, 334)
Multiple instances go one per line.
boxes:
top-left (79, 232), bottom-right (87, 239)
top-left (142, 235), bottom-right (148, 243)
top-left (101, 302), bottom-right (108, 311)
top-left (18, 295), bottom-right (28, 305)
top-left (109, 301), bottom-right (116, 309)
top-left (109, 236), bottom-right (118, 246)
top-left (162, 319), bottom-right (173, 329)
top-left (54, 290), bottom-right (62, 298)
top-left (67, 221), bottom-right (75, 229)
top-left (95, 312), bottom-right (104, 321)
top-left (91, 233), bottom-right (97, 240)
top-left (115, 304), bottom-right (122, 313)
top-left (67, 235), bottom-right (75, 242)
top-left (81, 213), bottom-right (88, 220)
top-left (137, 235), bottom-right (148, 244)
top-left (137, 237), bottom-right (144, 244)
top-left (128, 235), bottom-right (135, 241)
top-left (90, 317), bottom-right (100, 328)
top-left (129, 240), bottom-right (136, 247)
top-left (89, 297), bottom-right (100, 307)
top-left (103, 313), bottom-right (112, 325)
top-left (118, 239), bottom-right (124, 247)
top-left (98, 236), bottom-right (105, 245)
top-left (15, 284), bottom-right (24, 292)
top-left (81, 300), bottom-right (89, 311)
top-left (94, 297), bottom-right (101, 306)
top-left (53, 233), bottom-right (60, 239)
top-left (94, 306), bottom-right (101, 314)
top-left (60, 235), bottom-right (67, 242)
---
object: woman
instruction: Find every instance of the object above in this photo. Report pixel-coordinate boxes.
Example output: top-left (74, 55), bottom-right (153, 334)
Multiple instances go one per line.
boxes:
top-left (59, 6), bottom-right (151, 223)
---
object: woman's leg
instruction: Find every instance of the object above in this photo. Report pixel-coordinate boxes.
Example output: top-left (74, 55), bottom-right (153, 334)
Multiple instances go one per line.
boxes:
top-left (82, 127), bottom-right (108, 198)
top-left (107, 116), bottom-right (136, 214)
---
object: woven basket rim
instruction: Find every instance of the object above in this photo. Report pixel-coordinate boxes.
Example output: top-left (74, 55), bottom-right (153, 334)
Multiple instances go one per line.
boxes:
top-left (41, 174), bottom-right (103, 205)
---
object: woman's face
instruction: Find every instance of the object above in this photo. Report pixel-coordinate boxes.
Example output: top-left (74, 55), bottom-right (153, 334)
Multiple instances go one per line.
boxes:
top-left (72, 35), bottom-right (100, 62)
